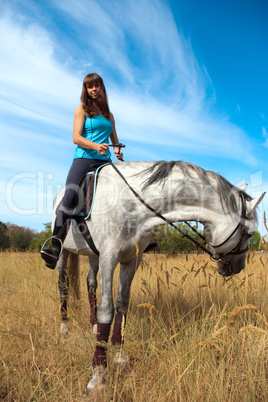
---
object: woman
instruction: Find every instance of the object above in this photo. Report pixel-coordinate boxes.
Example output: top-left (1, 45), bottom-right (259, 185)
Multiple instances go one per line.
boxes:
top-left (41, 73), bottom-right (123, 269)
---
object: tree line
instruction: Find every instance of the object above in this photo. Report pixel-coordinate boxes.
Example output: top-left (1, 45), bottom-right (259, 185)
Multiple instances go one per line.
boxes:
top-left (0, 221), bottom-right (265, 253)
top-left (155, 223), bottom-right (264, 255)
top-left (0, 222), bottom-right (51, 251)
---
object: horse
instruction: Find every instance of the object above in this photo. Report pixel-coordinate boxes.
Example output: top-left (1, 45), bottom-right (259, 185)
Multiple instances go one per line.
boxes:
top-left (51, 160), bottom-right (265, 392)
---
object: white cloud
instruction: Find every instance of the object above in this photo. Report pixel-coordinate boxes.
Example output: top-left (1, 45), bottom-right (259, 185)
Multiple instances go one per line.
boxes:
top-left (262, 127), bottom-right (268, 147)
top-left (0, 15), bottom-right (81, 129)
top-left (56, 0), bottom-right (210, 107)
top-left (109, 90), bottom-right (255, 163)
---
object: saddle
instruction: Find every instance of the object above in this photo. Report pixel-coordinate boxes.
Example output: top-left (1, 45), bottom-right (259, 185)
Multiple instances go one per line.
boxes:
top-left (54, 164), bottom-right (109, 256)
top-left (56, 163), bottom-right (109, 219)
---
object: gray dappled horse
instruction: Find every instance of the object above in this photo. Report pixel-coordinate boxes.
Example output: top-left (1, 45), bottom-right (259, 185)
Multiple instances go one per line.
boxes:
top-left (52, 161), bottom-right (264, 392)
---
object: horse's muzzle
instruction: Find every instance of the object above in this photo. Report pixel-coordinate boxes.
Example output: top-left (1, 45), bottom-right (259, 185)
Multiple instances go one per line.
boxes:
top-left (218, 266), bottom-right (233, 277)
top-left (217, 258), bottom-right (245, 277)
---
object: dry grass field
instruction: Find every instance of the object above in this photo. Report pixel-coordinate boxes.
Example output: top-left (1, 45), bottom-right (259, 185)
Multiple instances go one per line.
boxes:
top-left (0, 251), bottom-right (267, 401)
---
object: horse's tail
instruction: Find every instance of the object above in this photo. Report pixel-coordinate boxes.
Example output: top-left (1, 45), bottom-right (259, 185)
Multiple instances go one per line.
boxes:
top-left (67, 252), bottom-right (81, 300)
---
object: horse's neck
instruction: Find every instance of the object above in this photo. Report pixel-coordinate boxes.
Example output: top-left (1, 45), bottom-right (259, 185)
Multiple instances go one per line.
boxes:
top-left (118, 162), bottom-right (240, 245)
top-left (141, 167), bottom-right (238, 236)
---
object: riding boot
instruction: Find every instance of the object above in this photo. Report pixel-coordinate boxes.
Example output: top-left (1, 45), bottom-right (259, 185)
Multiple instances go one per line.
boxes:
top-left (40, 211), bottom-right (70, 269)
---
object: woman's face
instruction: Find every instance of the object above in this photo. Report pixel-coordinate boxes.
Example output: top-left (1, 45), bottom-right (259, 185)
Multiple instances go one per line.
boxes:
top-left (86, 82), bottom-right (102, 99)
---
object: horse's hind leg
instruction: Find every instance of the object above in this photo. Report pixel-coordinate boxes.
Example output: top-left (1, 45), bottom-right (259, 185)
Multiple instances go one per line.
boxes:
top-left (87, 255), bottom-right (99, 329)
top-left (58, 250), bottom-right (80, 337)
top-left (57, 249), bottom-right (70, 336)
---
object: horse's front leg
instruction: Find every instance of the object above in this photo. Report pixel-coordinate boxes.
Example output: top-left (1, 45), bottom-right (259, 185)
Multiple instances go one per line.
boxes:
top-left (57, 249), bottom-right (70, 337)
top-left (87, 252), bottom-right (117, 393)
top-left (111, 258), bottom-right (139, 364)
top-left (87, 255), bottom-right (99, 330)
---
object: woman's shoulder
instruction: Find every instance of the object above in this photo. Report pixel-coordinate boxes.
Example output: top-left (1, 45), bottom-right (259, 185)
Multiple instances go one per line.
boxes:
top-left (75, 104), bottom-right (86, 116)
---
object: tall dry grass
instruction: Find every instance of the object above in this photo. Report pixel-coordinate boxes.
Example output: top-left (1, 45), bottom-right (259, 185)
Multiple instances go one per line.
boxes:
top-left (0, 251), bottom-right (267, 401)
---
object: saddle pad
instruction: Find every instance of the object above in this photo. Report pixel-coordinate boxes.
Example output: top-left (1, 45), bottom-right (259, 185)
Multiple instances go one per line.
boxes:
top-left (82, 163), bottom-right (110, 219)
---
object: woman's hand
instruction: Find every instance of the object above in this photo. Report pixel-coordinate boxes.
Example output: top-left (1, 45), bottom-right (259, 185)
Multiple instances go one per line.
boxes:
top-left (96, 143), bottom-right (109, 155)
top-left (114, 147), bottom-right (124, 161)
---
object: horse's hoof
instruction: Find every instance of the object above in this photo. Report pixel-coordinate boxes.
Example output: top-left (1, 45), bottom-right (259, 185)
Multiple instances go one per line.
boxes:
top-left (114, 349), bottom-right (129, 365)
top-left (60, 322), bottom-right (69, 338)
top-left (86, 366), bottom-right (106, 393)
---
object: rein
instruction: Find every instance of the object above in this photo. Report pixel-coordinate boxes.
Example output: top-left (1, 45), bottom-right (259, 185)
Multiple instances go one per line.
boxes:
top-left (109, 162), bottom-right (248, 264)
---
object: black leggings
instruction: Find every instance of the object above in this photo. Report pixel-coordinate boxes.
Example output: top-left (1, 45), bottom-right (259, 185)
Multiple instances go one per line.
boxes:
top-left (53, 158), bottom-right (108, 236)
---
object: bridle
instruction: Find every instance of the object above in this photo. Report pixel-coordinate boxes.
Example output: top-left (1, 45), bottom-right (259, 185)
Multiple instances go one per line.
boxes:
top-left (110, 162), bottom-right (251, 272)
top-left (207, 194), bottom-right (251, 273)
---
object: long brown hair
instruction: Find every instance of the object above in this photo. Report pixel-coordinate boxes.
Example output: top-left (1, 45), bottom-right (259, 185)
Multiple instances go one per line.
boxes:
top-left (81, 73), bottom-right (111, 120)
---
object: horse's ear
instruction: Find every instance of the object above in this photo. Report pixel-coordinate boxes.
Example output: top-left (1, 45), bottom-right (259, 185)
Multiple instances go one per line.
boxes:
top-left (239, 183), bottom-right (248, 191)
top-left (246, 192), bottom-right (266, 215)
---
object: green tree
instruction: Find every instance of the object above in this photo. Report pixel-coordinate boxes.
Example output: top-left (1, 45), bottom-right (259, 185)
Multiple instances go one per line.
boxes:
top-left (29, 223), bottom-right (52, 251)
top-left (248, 230), bottom-right (261, 251)
top-left (0, 222), bottom-right (10, 250)
top-left (7, 223), bottom-right (37, 251)
top-left (155, 223), bottom-right (203, 255)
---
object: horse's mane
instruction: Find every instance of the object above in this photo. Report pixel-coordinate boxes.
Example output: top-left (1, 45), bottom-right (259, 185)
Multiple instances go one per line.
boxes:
top-left (142, 161), bottom-right (253, 216)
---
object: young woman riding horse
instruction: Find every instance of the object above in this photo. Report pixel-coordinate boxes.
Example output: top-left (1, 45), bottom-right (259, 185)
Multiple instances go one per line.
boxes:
top-left (41, 73), bottom-right (123, 268)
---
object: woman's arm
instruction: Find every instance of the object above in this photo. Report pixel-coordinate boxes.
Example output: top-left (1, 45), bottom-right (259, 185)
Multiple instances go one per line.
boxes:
top-left (73, 105), bottom-right (108, 155)
top-left (110, 113), bottom-right (123, 160)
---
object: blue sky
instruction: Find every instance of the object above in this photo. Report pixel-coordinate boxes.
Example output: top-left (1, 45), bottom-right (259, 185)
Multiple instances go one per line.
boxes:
top-left (1, 0), bottom-right (267, 234)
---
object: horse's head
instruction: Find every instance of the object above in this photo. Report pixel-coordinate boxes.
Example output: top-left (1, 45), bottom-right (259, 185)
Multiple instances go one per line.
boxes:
top-left (208, 192), bottom-right (265, 277)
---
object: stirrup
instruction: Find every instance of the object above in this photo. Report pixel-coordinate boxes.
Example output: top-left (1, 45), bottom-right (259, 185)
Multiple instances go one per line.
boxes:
top-left (40, 236), bottom-right (63, 260)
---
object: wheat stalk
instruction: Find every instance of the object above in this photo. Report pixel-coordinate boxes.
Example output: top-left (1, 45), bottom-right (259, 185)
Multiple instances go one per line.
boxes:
top-left (259, 256), bottom-right (265, 267)
top-left (227, 304), bottom-right (258, 328)
top-left (239, 325), bottom-right (267, 334)
top-left (137, 303), bottom-right (157, 312)
top-left (199, 340), bottom-right (221, 351)
top-left (134, 238), bottom-right (139, 257)
top-left (164, 270), bottom-right (170, 287)
top-left (169, 332), bottom-right (183, 342)
top-left (181, 273), bottom-right (188, 284)
top-left (157, 276), bottom-right (166, 288)
top-left (264, 211), bottom-right (268, 232)
top-left (259, 235), bottom-right (267, 248)
top-left (255, 312), bottom-right (268, 328)
top-left (173, 266), bottom-right (181, 273)
top-left (194, 268), bottom-right (201, 277)
top-left (212, 325), bottom-right (228, 338)
top-left (121, 315), bottom-right (126, 344)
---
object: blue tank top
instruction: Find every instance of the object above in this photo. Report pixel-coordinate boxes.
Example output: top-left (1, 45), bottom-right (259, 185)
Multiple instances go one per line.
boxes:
top-left (73, 115), bottom-right (113, 160)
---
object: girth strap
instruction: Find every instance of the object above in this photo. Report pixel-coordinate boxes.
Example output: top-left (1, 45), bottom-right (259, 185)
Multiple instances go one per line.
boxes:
top-left (75, 216), bottom-right (99, 255)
